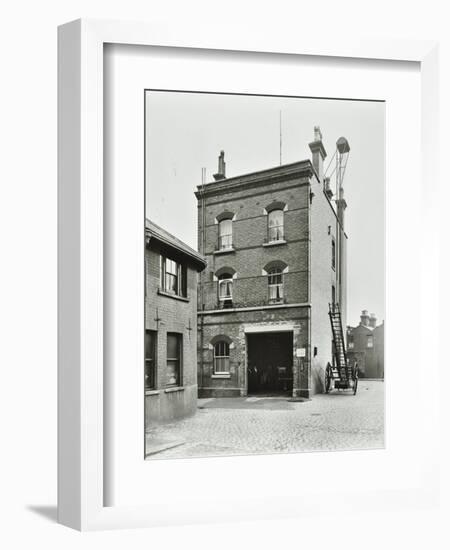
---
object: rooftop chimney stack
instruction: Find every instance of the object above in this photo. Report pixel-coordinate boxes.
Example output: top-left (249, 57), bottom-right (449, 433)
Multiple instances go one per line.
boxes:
top-left (308, 126), bottom-right (327, 184)
top-left (369, 313), bottom-right (377, 328)
top-left (213, 150), bottom-right (226, 181)
top-left (360, 310), bottom-right (370, 327)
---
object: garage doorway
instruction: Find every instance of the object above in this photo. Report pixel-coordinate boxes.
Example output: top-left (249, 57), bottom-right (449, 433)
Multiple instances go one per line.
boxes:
top-left (247, 331), bottom-right (293, 395)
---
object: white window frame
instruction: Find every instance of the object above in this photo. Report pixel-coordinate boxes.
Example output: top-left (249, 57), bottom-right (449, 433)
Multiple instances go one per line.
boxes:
top-left (268, 267), bottom-right (284, 302)
top-left (218, 218), bottom-right (233, 250)
top-left (218, 277), bottom-right (233, 301)
top-left (268, 209), bottom-right (284, 242)
top-left (213, 341), bottom-right (231, 374)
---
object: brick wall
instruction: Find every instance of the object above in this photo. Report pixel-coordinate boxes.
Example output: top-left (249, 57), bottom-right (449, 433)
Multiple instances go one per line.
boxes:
top-left (198, 306), bottom-right (310, 397)
top-left (198, 178), bottom-right (310, 310)
top-left (145, 243), bottom-right (200, 425)
top-left (197, 167), bottom-right (313, 398)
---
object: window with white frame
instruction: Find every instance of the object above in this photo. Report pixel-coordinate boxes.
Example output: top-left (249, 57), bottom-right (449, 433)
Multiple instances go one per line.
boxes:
top-left (218, 273), bottom-right (233, 302)
top-left (268, 267), bottom-right (284, 302)
top-left (160, 255), bottom-right (187, 297)
top-left (367, 334), bottom-right (374, 348)
top-left (268, 209), bottom-right (284, 242)
top-left (218, 218), bottom-right (233, 250)
top-left (214, 341), bottom-right (230, 374)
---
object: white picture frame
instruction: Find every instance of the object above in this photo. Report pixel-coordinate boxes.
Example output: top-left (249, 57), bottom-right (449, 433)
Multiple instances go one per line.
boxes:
top-left (58, 18), bottom-right (440, 531)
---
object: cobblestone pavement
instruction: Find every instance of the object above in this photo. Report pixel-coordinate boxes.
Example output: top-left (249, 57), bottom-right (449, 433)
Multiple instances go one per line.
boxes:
top-left (145, 380), bottom-right (384, 460)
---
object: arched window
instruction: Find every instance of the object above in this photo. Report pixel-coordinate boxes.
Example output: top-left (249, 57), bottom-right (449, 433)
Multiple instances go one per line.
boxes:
top-left (268, 209), bottom-right (284, 242)
top-left (218, 218), bottom-right (233, 250)
top-left (214, 341), bottom-right (230, 374)
top-left (218, 272), bottom-right (233, 304)
top-left (268, 267), bottom-right (284, 302)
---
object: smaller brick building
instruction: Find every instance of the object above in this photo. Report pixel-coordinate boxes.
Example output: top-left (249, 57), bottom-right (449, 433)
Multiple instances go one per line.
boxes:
top-left (347, 310), bottom-right (384, 379)
top-left (145, 220), bottom-right (206, 426)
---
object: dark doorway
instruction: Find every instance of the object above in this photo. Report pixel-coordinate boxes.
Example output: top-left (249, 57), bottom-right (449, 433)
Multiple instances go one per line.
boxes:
top-left (247, 332), bottom-right (293, 395)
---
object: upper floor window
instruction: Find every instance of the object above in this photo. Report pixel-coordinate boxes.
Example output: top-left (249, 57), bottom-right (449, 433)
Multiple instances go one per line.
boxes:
top-left (218, 272), bottom-right (233, 303)
top-left (268, 209), bottom-right (284, 242)
top-left (218, 218), bottom-right (233, 250)
top-left (347, 336), bottom-right (354, 350)
top-left (214, 341), bottom-right (230, 374)
top-left (160, 255), bottom-right (187, 297)
top-left (268, 267), bottom-right (284, 302)
top-left (367, 335), bottom-right (374, 348)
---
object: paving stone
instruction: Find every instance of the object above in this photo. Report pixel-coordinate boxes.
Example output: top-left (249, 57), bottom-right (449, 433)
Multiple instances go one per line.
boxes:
top-left (145, 380), bottom-right (384, 460)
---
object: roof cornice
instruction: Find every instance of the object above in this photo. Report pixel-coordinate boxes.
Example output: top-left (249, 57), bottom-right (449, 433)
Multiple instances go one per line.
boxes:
top-left (196, 160), bottom-right (314, 198)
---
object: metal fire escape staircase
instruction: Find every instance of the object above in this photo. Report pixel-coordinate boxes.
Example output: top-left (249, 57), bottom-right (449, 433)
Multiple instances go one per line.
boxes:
top-left (328, 303), bottom-right (352, 380)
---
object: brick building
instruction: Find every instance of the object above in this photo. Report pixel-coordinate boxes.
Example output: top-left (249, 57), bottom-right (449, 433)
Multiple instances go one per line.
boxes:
top-left (196, 128), bottom-right (348, 399)
top-left (347, 310), bottom-right (384, 379)
top-left (145, 220), bottom-right (206, 425)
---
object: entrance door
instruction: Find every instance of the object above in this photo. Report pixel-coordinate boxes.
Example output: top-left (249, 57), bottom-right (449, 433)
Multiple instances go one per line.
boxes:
top-left (247, 331), bottom-right (293, 395)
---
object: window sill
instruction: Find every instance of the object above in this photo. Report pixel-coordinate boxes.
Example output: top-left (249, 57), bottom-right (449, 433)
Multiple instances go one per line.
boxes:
top-left (213, 247), bottom-right (235, 255)
top-left (211, 374), bottom-right (231, 379)
top-left (164, 386), bottom-right (185, 393)
top-left (263, 239), bottom-right (287, 247)
top-left (145, 389), bottom-right (160, 396)
top-left (157, 289), bottom-right (189, 302)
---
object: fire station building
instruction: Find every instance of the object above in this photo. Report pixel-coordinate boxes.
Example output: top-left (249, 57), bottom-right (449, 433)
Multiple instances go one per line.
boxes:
top-left (196, 128), bottom-right (349, 399)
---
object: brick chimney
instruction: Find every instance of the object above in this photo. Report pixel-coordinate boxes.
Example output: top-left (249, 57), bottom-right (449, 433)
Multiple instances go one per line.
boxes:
top-left (213, 150), bottom-right (226, 181)
top-left (360, 310), bottom-right (370, 327)
top-left (369, 313), bottom-right (377, 328)
top-left (309, 126), bottom-right (327, 184)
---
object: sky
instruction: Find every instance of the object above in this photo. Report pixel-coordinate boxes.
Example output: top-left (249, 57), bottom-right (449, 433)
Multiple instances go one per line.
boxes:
top-left (145, 91), bottom-right (385, 327)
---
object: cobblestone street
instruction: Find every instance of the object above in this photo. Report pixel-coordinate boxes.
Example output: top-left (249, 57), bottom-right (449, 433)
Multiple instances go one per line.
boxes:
top-left (145, 380), bottom-right (384, 459)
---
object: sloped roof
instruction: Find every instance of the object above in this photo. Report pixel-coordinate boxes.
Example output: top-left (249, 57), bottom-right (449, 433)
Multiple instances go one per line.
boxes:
top-left (145, 219), bottom-right (206, 271)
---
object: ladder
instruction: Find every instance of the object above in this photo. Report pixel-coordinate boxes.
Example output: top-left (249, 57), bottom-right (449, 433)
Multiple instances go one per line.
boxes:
top-left (328, 303), bottom-right (351, 380)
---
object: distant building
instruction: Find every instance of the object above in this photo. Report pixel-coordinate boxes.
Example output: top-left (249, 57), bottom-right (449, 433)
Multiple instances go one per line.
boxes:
top-left (347, 310), bottom-right (384, 378)
top-left (196, 128), bottom-right (349, 399)
top-left (145, 220), bottom-right (206, 425)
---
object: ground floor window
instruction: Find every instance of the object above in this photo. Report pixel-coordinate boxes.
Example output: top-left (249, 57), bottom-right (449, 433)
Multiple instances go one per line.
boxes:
top-left (166, 333), bottom-right (182, 386)
top-left (145, 330), bottom-right (157, 390)
top-left (214, 341), bottom-right (230, 374)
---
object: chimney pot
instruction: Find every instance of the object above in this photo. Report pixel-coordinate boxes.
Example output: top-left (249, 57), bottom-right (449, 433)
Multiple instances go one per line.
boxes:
top-left (360, 310), bottom-right (370, 327)
top-left (213, 150), bottom-right (226, 181)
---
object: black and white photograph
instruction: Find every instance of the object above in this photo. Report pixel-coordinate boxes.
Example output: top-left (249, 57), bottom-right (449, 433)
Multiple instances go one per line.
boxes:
top-left (144, 90), bottom-right (385, 460)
